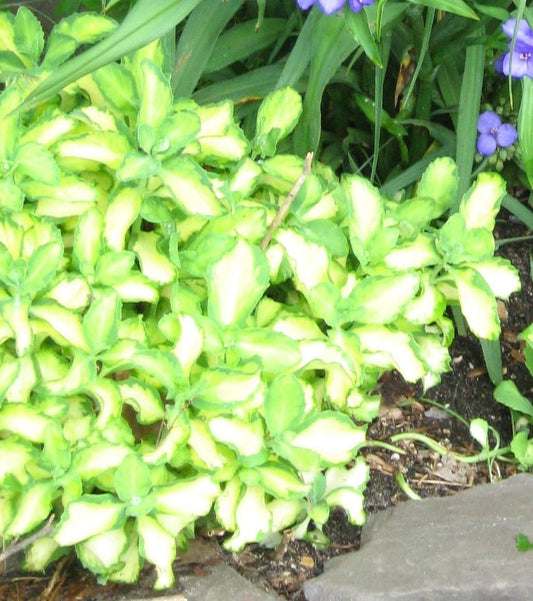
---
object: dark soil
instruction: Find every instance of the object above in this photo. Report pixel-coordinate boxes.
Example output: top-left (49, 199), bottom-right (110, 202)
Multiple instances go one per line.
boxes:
top-left (0, 213), bottom-right (531, 601)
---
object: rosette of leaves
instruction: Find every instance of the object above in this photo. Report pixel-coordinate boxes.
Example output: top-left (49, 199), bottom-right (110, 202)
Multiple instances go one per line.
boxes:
top-left (0, 7), bottom-right (520, 588)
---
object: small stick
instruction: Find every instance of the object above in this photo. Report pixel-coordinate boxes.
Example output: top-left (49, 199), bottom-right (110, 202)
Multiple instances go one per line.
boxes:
top-left (38, 553), bottom-right (72, 601)
top-left (259, 151), bottom-right (314, 251)
top-left (0, 515), bottom-right (55, 566)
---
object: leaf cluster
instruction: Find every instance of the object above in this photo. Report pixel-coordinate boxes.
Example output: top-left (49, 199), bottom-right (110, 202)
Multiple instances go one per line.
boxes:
top-left (0, 7), bottom-right (521, 589)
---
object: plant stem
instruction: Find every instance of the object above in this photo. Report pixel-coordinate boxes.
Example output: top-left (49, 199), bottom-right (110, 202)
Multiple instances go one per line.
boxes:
top-left (389, 431), bottom-right (512, 464)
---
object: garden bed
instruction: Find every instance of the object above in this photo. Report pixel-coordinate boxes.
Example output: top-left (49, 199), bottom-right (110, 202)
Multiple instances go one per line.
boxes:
top-left (1, 213), bottom-right (530, 601)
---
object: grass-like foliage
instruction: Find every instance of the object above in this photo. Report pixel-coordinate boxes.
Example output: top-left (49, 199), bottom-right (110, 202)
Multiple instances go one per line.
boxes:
top-left (0, 1), bottom-right (528, 590)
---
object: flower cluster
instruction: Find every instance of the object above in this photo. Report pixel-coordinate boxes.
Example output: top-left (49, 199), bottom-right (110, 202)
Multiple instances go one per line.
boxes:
top-left (495, 18), bottom-right (533, 79)
top-left (476, 111), bottom-right (517, 156)
top-left (296, 0), bottom-right (373, 16)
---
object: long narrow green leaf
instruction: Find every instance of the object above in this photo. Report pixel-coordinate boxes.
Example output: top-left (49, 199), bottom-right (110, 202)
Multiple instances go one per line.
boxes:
top-left (276, 7), bottom-right (321, 89)
top-left (371, 32), bottom-right (391, 182)
top-left (518, 77), bottom-right (533, 188)
top-left (407, 0), bottom-right (478, 20)
top-left (480, 338), bottom-right (503, 385)
top-left (402, 7), bottom-right (434, 109)
top-left (193, 64), bottom-right (286, 105)
top-left (172, 0), bottom-right (246, 97)
top-left (204, 19), bottom-right (286, 74)
top-left (379, 144), bottom-right (454, 196)
top-left (454, 43), bottom-right (484, 208)
top-left (436, 57), bottom-right (461, 129)
top-left (502, 194), bottom-right (533, 231)
top-left (23, 0), bottom-right (202, 109)
top-left (344, 9), bottom-right (381, 68)
top-left (293, 12), bottom-right (356, 155)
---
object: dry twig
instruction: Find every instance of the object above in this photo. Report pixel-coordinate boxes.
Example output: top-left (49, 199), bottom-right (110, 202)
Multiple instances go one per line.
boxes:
top-left (0, 515), bottom-right (55, 570)
top-left (259, 151), bottom-right (314, 251)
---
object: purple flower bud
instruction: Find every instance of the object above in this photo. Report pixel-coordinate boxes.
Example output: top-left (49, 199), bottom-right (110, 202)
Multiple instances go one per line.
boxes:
top-left (476, 111), bottom-right (518, 156)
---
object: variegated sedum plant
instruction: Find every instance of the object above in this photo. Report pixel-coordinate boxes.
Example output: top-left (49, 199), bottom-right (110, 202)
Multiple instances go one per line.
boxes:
top-left (0, 7), bottom-right (521, 589)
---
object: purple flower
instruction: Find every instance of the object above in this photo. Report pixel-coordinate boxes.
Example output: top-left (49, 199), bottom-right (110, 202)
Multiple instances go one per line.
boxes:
top-left (495, 18), bottom-right (533, 78)
top-left (476, 111), bottom-right (518, 156)
top-left (296, 0), bottom-right (373, 15)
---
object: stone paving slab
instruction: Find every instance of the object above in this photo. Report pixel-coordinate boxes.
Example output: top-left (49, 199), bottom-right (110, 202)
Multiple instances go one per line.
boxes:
top-left (175, 563), bottom-right (281, 601)
top-left (304, 473), bottom-right (533, 601)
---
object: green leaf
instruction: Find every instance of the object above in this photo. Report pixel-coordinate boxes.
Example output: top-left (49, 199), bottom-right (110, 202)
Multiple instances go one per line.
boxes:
top-left (77, 526), bottom-right (129, 579)
top-left (55, 131), bottom-right (131, 170)
top-left (13, 6), bottom-right (44, 66)
top-left (132, 231), bottom-right (176, 285)
top-left (26, 174), bottom-right (97, 218)
top-left (192, 363), bottom-right (263, 410)
top-left (473, 258), bottom-right (521, 300)
top-left (510, 431), bottom-right (533, 468)
top-left (136, 515), bottom-right (176, 589)
top-left (516, 533), bottom-right (533, 553)
top-left (354, 325), bottom-right (426, 382)
top-left (160, 156), bottom-right (224, 216)
top-left (83, 289), bottom-right (121, 355)
top-left (450, 267), bottom-right (500, 340)
top-left (265, 374), bottom-right (306, 437)
top-left (2, 296), bottom-right (33, 356)
top-left (384, 235), bottom-right (439, 270)
top-left (417, 157), bottom-right (458, 219)
top-left (209, 416), bottom-right (266, 461)
top-left (288, 411), bottom-right (366, 466)
top-left (494, 380), bottom-right (533, 419)
top-left (24, 0), bottom-right (203, 108)
top-left (153, 475), bottom-right (219, 518)
top-left (6, 481), bottom-right (54, 538)
top-left (240, 462), bottom-right (309, 500)
top-left (254, 87), bottom-right (303, 158)
top-left (100, 340), bottom-right (186, 397)
top-left (156, 109), bottom-right (201, 156)
top-left (72, 442), bottom-right (133, 482)
top-left (118, 379), bottom-right (165, 425)
top-left (104, 187), bottom-right (143, 251)
top-left (338, 273), bottom-right (420, 325)
top-left (274, 228), bottom-right (330, 291)
top-left (518, 77), bottom-right (533, 188)
top-left (137, 60), bottom-right (173, 152)
top-left (173, 0), bottom-right (246, 97)
top-left (92, 63), bottom-right (138, 115)
top-left (207, 238), bottom-right (270, 327)
top-left (0, 405), bottom-right (51, 443)
top-left (114, 454), bottom-right (152, 504)
top-left (94, 251), bottom-right (136, 285)
top-left (22, 239), bottom-right (63, 295)
top-left (407, 0), bottom-right (478, 19)
top-left (344, 9), bottom-right (381, 67)
top-left (343, 174), bottom-right (383, 265)
top-left (44, 274), bottom-right (90, 310)
top-left (205, 18), bottom-right (287, 73)
top-left (0, 87), bottom-right (22, 160)
top-left (391, 198), bottom-right (435, 239)
top-left (293, 13), bottom-right (355, 154)
top-left (230, 328), bottom-right (301, 373)
top-left (15, 143), bottom-right (60, 185)
top-left (459, 172), bottom-right (506, 231)
top-left (73, 208), bottom-right (104, 275)
top-left (223, 485), bottom-right (271, 552)
top-left (31, 300), bottom-right (88, 350)
top-left (116, 152), bottom-right (160, 182)
top-left (0, 355), bottom-right (21, 403)
top-left (39, 423), bottom-right (71, 477)
top-left (54, 494), bottom-right (125, 547)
